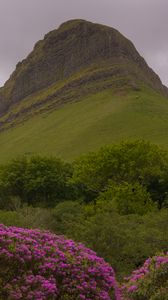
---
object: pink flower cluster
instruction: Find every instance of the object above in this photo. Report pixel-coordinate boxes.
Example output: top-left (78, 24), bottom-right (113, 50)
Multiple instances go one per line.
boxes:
top-left (121, 252), bottom-right (168, 299)
top-left (0, 224), bottom-right (121, 300)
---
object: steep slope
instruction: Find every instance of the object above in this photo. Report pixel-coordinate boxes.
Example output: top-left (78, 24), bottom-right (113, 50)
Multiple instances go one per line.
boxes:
top-left (0, 19), bottom-right (168, 162)
top-left (0, 87), bottom-right (168, 162)
top-left (0, 19), bottom-right (167, 130)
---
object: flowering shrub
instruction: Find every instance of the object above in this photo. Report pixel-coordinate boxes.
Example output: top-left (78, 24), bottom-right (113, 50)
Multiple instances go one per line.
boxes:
top-left (0, 224), bottom-right (121, 300)
top-left (122, 252), bottom-right (168, 300)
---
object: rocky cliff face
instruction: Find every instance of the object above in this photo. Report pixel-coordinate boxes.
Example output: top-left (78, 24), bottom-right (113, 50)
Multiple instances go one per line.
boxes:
top-left (0, 19), bottom-right (167, 116)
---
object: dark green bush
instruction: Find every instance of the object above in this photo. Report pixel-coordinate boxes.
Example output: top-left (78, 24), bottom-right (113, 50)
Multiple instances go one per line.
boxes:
top-left (72, 140), bottom-right (168, 208)
top-left (54, 205), bottom-right (168, 278)
top-left (0, 156), bottom-right (73, 208)
top-left (97, 182), bottom-right (156, 215)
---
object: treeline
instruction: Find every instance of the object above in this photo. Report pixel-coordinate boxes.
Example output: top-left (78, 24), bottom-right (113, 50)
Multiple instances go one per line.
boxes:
top-left (0, 140), bottom-right (168, 278)
top-left (0, 139), bottom-right (168, 211)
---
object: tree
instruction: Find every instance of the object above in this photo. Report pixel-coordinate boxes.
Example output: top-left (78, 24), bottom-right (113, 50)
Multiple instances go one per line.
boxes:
top-left (0, 156), bottom-right (73, 208)
top-left (96, 182), bottom-right (156, 215)
top-left (24, 156), bottom-right (73, 206)
top-left (49, 201), bottom-right (84, 235)
top-left (72, 140), bottom-right (168, 207)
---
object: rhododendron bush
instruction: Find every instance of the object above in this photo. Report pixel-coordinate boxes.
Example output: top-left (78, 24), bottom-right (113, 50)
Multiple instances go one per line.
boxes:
top-left (122, 252), bottom-right (168, 300)
top-left (0, 224), bottom-right (121, 300)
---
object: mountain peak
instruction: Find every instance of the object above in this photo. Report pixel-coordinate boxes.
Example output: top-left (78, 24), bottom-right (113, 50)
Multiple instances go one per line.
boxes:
top-left (58, 18), bottom-right (89, 28)
top-left (0, 19), bottom-right (167, 118)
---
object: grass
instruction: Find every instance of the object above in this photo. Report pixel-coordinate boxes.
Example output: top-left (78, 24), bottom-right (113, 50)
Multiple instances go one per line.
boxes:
top-left (0, 60), bottom-right (136, 126)
top-left (0, 86), bottom-right (168, 162)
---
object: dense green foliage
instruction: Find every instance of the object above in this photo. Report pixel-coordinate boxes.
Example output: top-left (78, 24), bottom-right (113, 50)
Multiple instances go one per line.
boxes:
top-left (0, 156), bottom-right (72, 208)
top-left (72, 140), bottom-right (168, 208)
top-left (49, 204), bottom-right (168, 278)
top-left (96, 182), bottom-right (155, 215)
top-left (0, 140), bottom-right (168, 281)
top-left (0, 140), bottom-right (168, 210)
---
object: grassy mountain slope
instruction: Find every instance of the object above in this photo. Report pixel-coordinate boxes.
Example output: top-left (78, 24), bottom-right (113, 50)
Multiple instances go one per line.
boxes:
top-left (1, 86), bottom-right (168, 162)
top-left (0, 19), bottom-right (168, 162)
top-left (0, 61), bottom-right (146, 131)
top-left (0, 20), bottom-right (167, 125)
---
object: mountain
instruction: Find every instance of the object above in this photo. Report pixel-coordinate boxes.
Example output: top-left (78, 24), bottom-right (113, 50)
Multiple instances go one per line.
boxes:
top-left (0, 19), bottom-right (168, 162)
top-left (0, 19), bottom-right (167, 126)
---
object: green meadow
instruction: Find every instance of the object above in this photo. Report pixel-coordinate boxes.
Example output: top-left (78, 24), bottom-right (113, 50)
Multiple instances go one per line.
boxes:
top-left (1, 86), bottom-right (168, 162)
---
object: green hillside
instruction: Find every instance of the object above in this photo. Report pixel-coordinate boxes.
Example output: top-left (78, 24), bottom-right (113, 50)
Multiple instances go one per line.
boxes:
top-left (0, 19), bottom-right (167, 115)
top-left (0, 20), bottom-right (168, 163)
top-left (0, 85), bottom-right (168, 162)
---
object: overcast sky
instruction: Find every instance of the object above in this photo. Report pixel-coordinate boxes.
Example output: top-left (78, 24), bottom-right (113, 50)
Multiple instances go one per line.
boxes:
top-left (0, 0), bottom-right (167, 87)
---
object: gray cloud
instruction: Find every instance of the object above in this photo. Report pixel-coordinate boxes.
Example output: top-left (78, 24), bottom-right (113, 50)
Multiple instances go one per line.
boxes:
top-left (0, 0), bottom-right (167, 87)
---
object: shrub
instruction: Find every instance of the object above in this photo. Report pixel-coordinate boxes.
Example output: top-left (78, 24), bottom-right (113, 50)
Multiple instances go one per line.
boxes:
top-left (49, 201), bottom-right (84, 235)
top-left (96, 182), bottom-right (155, 215)
top-left (0, 224), bottom-right (121, 300)
top-left (0, 156), bottom-right (73, 208)
top-left (72, 140), bottom-right (168, 207)
top-left (0, 210), bottom-right (23, 227)
top-left (0, 207), bottom-right (52, 230)
top-left (67, 208), bottom-right (168, 278)
top-left (122, 252), bottom-right (168, 299)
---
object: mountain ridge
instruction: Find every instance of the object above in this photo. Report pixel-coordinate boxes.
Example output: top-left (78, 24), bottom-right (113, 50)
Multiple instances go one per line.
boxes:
top-left (0, 20), bottom-right (168, 162)
top-left (0, 19), bottom-right (167, 129)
